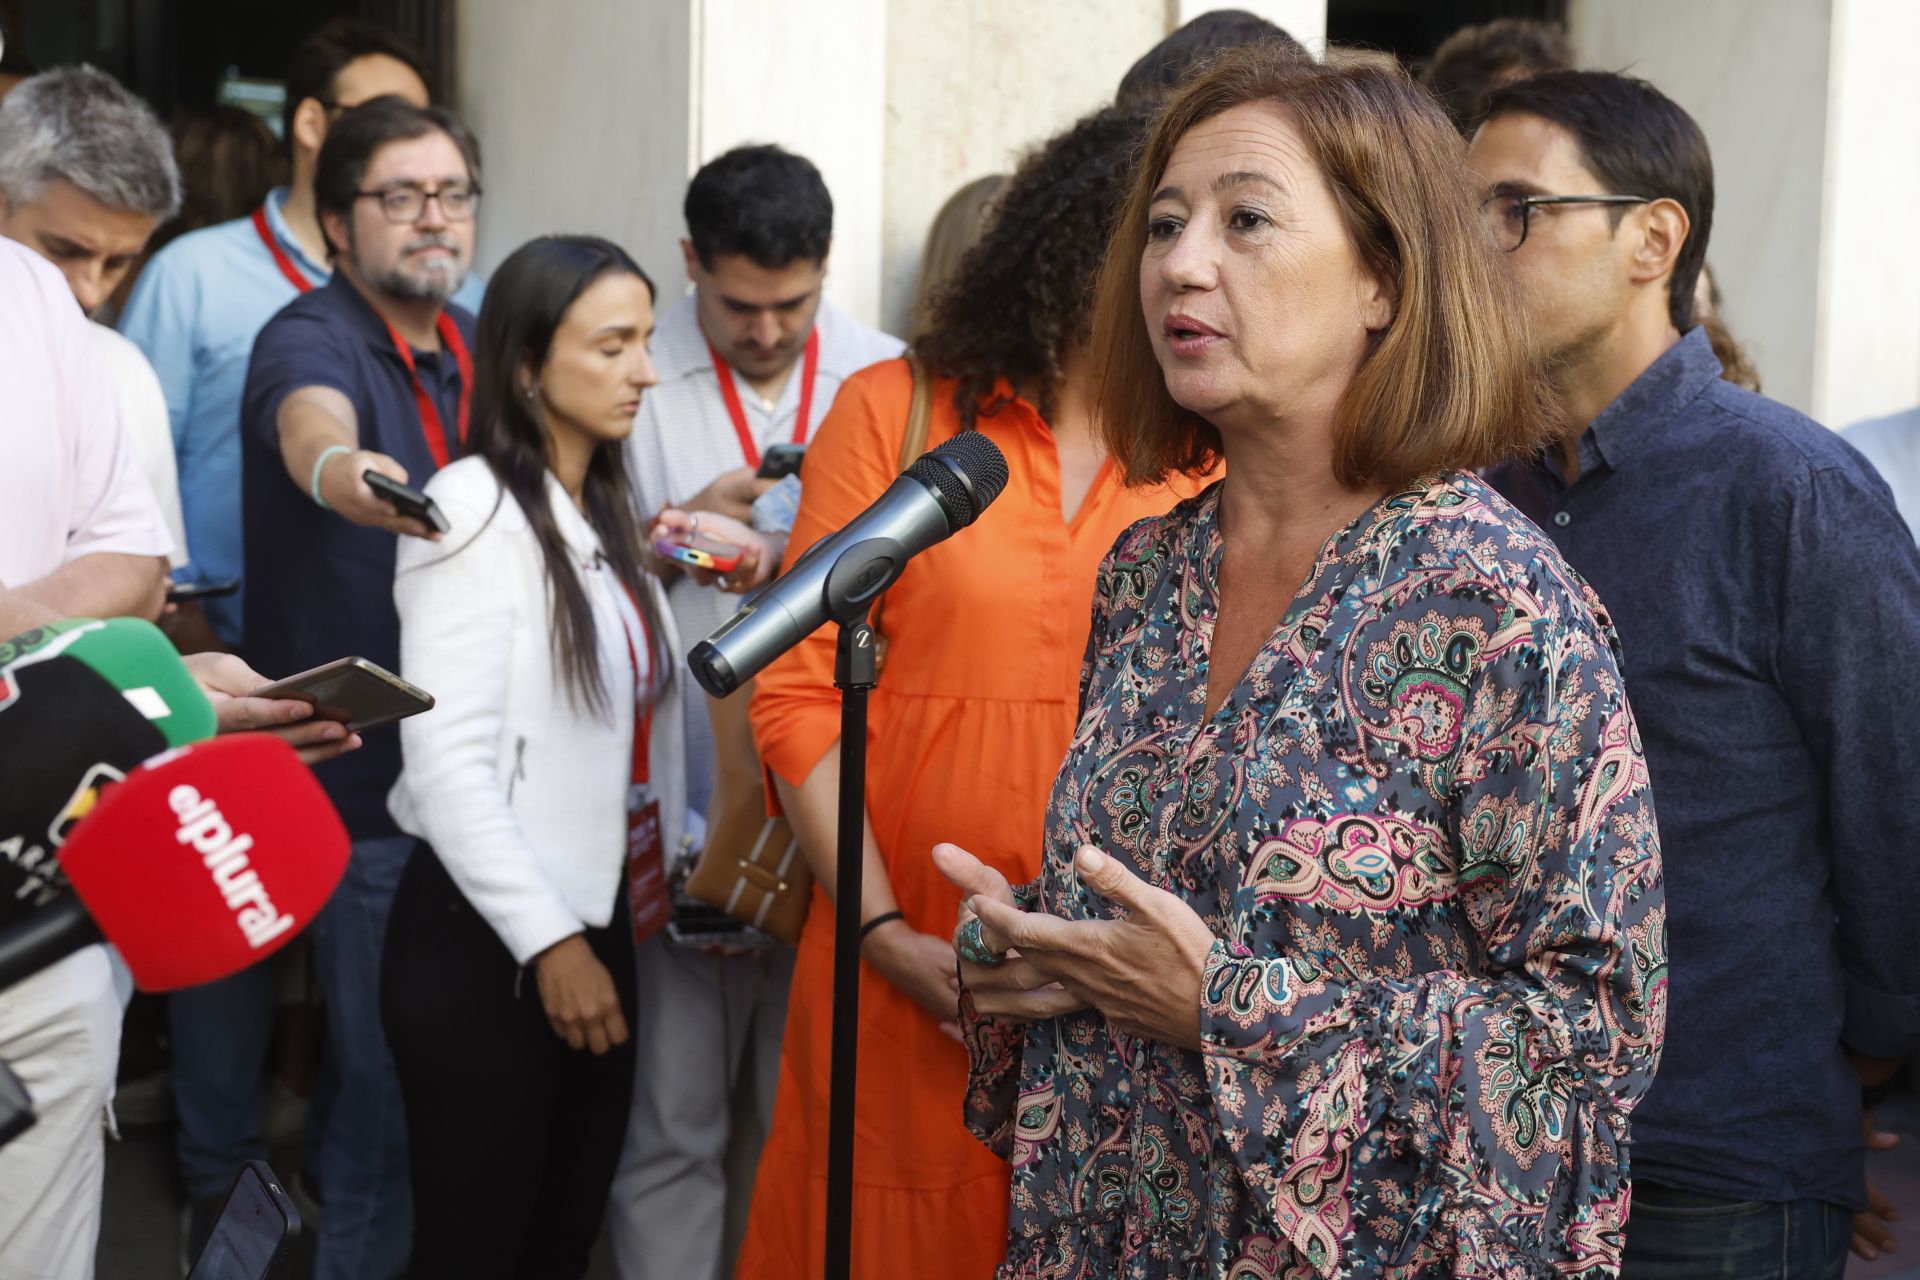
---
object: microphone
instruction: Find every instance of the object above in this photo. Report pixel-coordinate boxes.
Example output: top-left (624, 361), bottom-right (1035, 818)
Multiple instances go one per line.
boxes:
top-left (0, 734), bottom-right (349, 993)
top-left (689, 432), bottom-right (1010, 696)
top-left (1, 617), bottom-right (216, 747)
top-left (0, 655), bottom-right (171, 922)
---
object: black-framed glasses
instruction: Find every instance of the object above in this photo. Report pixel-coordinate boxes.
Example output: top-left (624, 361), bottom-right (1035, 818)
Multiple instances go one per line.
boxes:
top-left (352, 182), bottom-right (481, 224)
top-left (1479, 193), bottom-right (1651, 252)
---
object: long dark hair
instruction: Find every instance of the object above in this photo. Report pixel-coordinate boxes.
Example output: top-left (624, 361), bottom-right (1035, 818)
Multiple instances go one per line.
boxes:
top-left (468, 234), bottom-right (666, 713)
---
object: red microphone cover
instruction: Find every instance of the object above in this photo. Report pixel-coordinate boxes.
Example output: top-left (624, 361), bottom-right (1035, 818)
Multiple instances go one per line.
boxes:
top-left (58, 734), bottom-right (349, 991)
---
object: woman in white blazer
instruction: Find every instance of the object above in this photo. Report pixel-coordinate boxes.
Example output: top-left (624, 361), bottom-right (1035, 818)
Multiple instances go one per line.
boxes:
top-left (382, 235), bottom-right (685, 1278)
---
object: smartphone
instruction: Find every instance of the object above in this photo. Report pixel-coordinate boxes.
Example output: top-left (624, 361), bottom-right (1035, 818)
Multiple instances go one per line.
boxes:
top-left (167, 576), bottom-right (241, 604)
top-left (755, 442), bottom-right (807, 481)
top-left (251, 656), bottom-right (435, 733)
top-left (185, 1160), bottom-right (300, 1279)
top-left (363, 470), bottom-right (451, 535)
top-left (666, 896), bottom-right (775, 950)
top-left (0, 1058), bottom-right (33, 1149)
top-left (654, 534), bottom-right (745, 575)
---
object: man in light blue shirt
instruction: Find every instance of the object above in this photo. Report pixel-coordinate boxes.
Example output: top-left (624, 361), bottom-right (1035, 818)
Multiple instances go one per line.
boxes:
top-left (119, 22), bottom-right (480, 649)
top-left (1846, 406), bottom-right (1920, 538)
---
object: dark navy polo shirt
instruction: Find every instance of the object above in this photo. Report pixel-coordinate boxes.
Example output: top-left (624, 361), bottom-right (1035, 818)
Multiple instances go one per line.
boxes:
top-left (1487, 326), bottom-right (1920, 1209)
top-left (240, 272), bottom-right (476, 840)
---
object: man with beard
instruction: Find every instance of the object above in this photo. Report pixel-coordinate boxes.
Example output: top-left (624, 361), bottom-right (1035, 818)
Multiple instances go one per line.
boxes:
top-left (1471, 71), bottom-right (1920, 1279)
top-left (237, 95), bottom-right (481, 1279)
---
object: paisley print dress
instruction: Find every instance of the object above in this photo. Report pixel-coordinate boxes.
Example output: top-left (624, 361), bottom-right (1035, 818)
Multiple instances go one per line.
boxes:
top-left (960, 473), bottom-right (1667, 1279)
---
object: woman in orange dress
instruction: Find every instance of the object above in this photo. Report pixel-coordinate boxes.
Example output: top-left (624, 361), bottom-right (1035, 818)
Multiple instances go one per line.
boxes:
top-left (739, 100), bottom-right (1210, 1278)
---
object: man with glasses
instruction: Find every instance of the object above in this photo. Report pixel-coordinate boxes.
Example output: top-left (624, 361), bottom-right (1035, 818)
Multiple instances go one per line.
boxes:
top-left (232, 96), bottom-right (483, 1280)
top-left (1471, 70), bottom-right (1920, 1280)
top-left (121, 19), bottom-right (480, 655)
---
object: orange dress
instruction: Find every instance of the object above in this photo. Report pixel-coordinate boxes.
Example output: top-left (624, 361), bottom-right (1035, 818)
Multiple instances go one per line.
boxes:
top-left (741, 358), bottom-right (1208, 1278)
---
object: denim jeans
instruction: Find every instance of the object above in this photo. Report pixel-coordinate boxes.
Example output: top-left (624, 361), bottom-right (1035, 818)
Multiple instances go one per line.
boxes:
top-left (169, 958), bottom-right (277, 1198)
top-left (1622, 1183), bottom-right (1851, 1280)
top-left (305, 834), bottom-right (415, 1280)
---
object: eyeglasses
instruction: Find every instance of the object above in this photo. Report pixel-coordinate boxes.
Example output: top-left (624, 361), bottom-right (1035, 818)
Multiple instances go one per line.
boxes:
top-left (1479, 193), bottom-right (1651, 252)
top-left (353, 182), bottom-right (481, 224)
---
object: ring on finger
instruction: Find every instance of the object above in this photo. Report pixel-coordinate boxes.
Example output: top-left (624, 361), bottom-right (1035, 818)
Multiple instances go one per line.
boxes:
top-left (956, 915), bottom-right (1006, 967)
top-left (689, 513), bottom-right (701, 536)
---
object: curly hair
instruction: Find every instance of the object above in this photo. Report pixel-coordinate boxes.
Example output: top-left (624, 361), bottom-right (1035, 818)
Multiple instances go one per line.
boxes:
top-left (914, 100), bottom-right (1156, 429)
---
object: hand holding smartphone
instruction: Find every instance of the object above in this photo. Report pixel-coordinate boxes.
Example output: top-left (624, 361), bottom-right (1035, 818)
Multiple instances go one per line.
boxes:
top-left (653, 533), bottom-right (746, 575)
top-left (363, 469), bottom-right (450, 535)
top-left (251, 657), bottom-right (434, 733)
top-left (755, 442), bottom-right (807, 481)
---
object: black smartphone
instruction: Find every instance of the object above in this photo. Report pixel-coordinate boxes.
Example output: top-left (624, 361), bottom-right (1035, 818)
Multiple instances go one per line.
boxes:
top-left (185, 1160), bottom-right (300, 1279)
top-left (251, 656), bottom-right (435, 733)
top-left (363, 470), bottom-right (451, 534)
top-left (166, 576), bottom-right (242, 603)
top-left (755, 442), bottom-right (807, 481)
top-left (0, 1058), bottom-right (34, 1150)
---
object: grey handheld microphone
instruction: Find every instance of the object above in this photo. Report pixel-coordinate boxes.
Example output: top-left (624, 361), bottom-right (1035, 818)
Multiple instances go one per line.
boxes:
top-left (688, 432), bottom-right (1009, 697)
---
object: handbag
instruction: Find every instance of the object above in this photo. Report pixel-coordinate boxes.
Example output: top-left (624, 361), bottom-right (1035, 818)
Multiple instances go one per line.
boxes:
top-left (681, 352), bottom-right (936, 944)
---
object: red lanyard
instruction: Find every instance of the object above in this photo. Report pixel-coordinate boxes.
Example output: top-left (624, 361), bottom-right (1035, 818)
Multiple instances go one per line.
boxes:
top-left (617, 582), bottom-right (654, 786)
top-left (254, 203), bottom-right (470, 470)
top-left (380, 316), bottom-right (472, 470)
top-left (706, 328), bottom-right (820, 469)
top-left (252, 204), bottom-right (317, 292)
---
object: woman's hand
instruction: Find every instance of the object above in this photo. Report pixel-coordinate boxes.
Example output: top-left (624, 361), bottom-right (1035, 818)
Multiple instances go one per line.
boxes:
top-left (183, 652), bottom-right (362, 765)
top-left (933, 843), bottom-right (1089, 1026)
top-left (967, 847), bottom-right (1214, 1051)
top-left (533, 933), bottom-right (629, 1055)
top-left (648, 507), bottom-right (784, 593)
top-left (861, 920), bottom-right (964, 1042)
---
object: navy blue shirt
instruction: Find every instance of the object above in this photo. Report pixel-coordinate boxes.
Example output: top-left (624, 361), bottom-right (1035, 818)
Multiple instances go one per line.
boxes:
top-left (240, 272), bottom-right (476, 839)
top-left (1488, 327), bottom-right (1920, 1209)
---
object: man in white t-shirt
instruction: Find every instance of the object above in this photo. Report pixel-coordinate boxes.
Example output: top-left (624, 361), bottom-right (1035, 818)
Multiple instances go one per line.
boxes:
top-left (617, 144), bottom-right (903, 1280)
top-left (0, 66), bottom-right (188, 580)
top-left (0, 234), bottom-right (175, 1278)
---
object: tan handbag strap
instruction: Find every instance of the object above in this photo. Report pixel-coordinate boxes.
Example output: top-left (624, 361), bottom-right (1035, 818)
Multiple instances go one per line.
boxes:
top-left (869, 352), bottom-right (934, 640)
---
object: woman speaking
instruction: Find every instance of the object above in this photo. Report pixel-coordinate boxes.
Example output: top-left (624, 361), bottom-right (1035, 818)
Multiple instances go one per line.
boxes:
top-left (382, 235), bottom-right (683, 1277)
top-left (739, 101), bottom-right (1212, 1278)
top-left (937, 48), bottom-right (1668, 1278)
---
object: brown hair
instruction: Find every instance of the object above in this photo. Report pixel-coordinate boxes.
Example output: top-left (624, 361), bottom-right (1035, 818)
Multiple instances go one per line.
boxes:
top-left (908, 173), bottom-right (1005, 343)
top-left (1091, 46), bottom-right (1555, 489)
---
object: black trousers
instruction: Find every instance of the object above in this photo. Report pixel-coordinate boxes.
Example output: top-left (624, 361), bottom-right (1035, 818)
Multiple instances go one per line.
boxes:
top-left (381, 842), bottom-right (637, 1280)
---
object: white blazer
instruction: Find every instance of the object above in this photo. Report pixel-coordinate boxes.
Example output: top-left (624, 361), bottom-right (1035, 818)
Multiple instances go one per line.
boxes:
top-left (388, 456), bottom-right (688, 965)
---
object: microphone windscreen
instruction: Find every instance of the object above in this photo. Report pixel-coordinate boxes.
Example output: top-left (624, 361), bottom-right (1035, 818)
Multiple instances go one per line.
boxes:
top-left (906, 432), bottom-right (1010, 529)
top-left (0, 618), bottom-right (92, 667)
top-left (6, 618), bottom-right (215, 747)
top-left (59, 734), bottom-right (349, 991)
top-left (0, 655), bottom-right (168, 923)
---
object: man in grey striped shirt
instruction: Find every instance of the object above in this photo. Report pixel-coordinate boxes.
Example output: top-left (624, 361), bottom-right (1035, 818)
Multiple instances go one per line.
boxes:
top-left (615, 143), bottom-right (902, 1280)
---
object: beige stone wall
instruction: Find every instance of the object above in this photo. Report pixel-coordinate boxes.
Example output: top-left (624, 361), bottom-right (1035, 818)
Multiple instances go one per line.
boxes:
top-left (1570, 0), bottom-right (1833, 416)
top-left (458, 0), bottom-right (696, 307)
top-left (877, 0), bottom-right (1167, 338)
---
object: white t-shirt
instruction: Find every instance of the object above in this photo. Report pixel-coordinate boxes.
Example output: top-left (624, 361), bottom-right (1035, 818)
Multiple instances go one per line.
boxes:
top-left (91, 322), bottom-right (188, 570)
top-left (0, 241), bottom-right (173, 589)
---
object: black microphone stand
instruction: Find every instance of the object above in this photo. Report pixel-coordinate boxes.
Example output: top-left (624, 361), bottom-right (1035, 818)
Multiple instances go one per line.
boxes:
top-left (818, 539), bottom-right (901, 1280)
